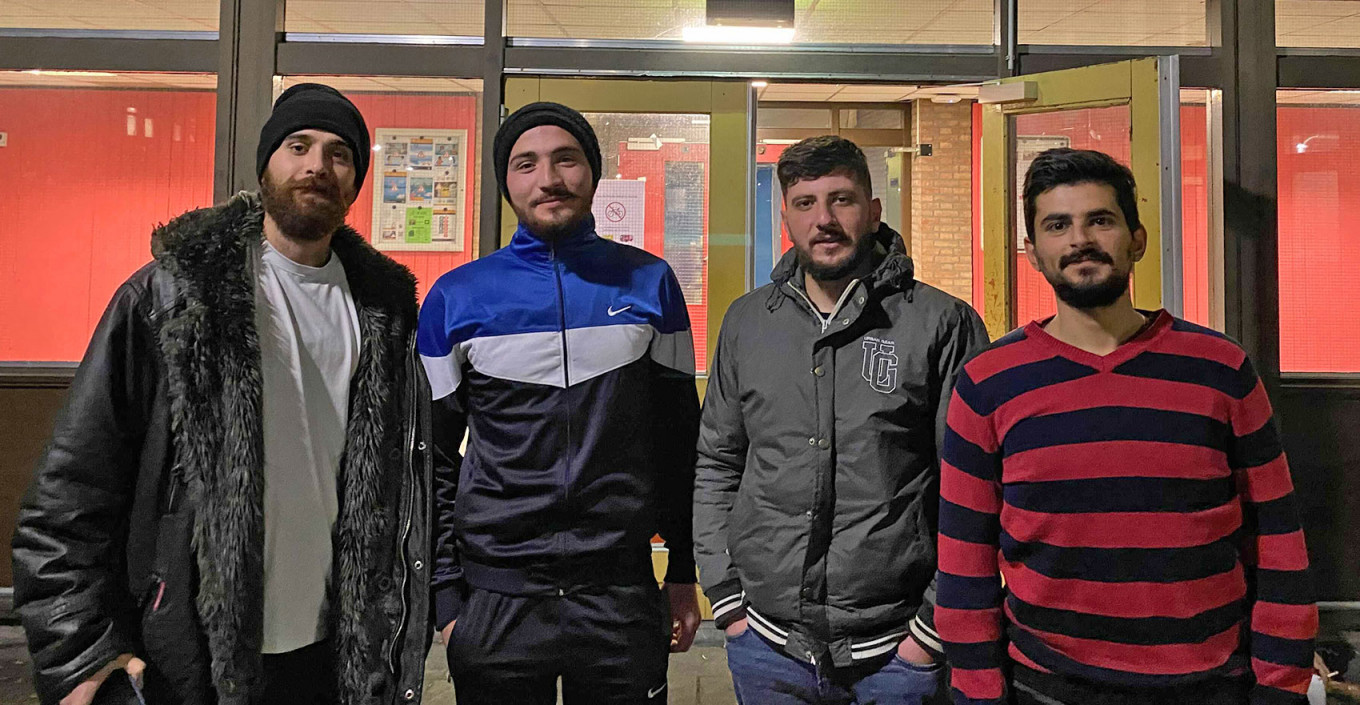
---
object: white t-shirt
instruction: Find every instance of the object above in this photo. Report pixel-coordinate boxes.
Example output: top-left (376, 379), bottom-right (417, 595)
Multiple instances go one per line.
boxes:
top-left (254, 239), bottom-right (360, 654)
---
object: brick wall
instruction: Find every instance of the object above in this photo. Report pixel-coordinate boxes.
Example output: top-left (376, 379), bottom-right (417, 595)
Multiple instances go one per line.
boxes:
top-left (910, 100), bottom-right (975, 303)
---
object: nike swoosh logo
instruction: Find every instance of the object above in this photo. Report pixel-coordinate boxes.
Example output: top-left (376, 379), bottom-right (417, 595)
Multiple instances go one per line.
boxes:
top-left (647, 684), bottom-right (667, 699)
top-left (608, 305), bottom-right (632, 316)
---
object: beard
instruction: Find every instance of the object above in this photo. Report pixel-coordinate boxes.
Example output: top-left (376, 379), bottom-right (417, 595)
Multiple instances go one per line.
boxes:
top-left (1044, 246), bottom-right (1130, 309)
top-left (512, 187), bottom-right (593, 241)
top-left (261, 171), bottom-right (351, 242)
top-left (797, 226), bottom-right (879, 282)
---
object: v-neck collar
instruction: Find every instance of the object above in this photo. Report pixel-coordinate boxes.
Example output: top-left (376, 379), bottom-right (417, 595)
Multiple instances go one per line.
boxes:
top-left (1025, 309), bottom-right (1171, 371)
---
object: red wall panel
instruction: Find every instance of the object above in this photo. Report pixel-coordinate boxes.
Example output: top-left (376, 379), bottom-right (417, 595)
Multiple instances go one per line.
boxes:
top-left (0, 88), bottom-right (217, 362)
top-left (0, 89), bottom-right (480, 362)
top-left (1277, 105), bottom-right (1360, 372)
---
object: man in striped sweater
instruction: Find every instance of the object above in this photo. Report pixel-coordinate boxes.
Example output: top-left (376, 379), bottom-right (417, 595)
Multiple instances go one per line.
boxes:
top-left (935, 148), bottom-right (1317, 705)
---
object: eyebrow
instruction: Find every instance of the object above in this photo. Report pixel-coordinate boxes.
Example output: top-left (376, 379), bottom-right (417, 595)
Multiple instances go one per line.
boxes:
top-left (285, 133), bottom-right (350, 152)
top-left (1041, 208), bottom-right (1117, 224)
top-left (511, 146), bottom-right (585, 163)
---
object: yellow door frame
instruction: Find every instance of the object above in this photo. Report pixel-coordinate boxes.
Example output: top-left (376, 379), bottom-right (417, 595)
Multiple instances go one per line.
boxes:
top-left (979, 57), bottom-right (1174, 339)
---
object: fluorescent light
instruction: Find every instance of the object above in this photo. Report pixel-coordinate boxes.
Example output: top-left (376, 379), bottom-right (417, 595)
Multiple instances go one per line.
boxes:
top-left (24, 69), bottom-right (117, 77)
top-left (751, 81), bottom-right (769, 88)
top-left (682, 25), bottom-right (794, 44)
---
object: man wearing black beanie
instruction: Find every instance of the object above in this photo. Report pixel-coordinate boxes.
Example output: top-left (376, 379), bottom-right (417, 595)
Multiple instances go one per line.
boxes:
top-left (14, 83), bottom-right (432, 705)
top-left (419, 102), bottom-right (702, 704)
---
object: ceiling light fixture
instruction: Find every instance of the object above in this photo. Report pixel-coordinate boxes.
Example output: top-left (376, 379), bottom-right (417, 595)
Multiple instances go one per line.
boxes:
top-left (25, 69), bottom-right (118, 77)
top-left (751, 80), bottom-right (769, 88)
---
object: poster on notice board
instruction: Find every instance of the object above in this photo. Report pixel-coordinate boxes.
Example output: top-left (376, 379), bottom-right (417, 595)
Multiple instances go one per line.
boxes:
top-left (371, 128), bottom-right (467, 252)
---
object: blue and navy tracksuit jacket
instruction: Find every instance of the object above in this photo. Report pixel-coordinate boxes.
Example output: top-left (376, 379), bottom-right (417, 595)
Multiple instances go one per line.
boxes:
top-left (418, 218), bottom-right (700, 629)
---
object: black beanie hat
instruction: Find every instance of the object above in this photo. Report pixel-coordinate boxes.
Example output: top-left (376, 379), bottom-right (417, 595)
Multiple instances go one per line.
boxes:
top-left (256, 83), bottom-right (371, 193)
top-left (494, 102), bottom-right (602, 204)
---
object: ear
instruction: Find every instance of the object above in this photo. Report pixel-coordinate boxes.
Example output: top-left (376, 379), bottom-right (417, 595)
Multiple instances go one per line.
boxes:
top-left (1024, 239), bottom-right (1041, 273)
top-left (869, 197), bottom-right (883, 228)
top-left (1129, 224), bottom-right (1149, 262)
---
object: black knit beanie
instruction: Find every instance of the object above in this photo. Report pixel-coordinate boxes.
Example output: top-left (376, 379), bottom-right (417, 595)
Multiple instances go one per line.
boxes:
top-left (256, 83), bottom-right (371, 193)
top-left (494, 102), bottom-right (602, 204)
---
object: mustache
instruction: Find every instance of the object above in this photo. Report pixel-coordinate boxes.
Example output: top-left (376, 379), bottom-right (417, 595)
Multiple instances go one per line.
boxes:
top-left (285, 175), bottom-right (342, 201)
top-left (533, 188), bottom-right (576, 207)
top-left (809, 225), bottom-right (849, 244)
top-left (1059, 248), bottom-right (1115, 269)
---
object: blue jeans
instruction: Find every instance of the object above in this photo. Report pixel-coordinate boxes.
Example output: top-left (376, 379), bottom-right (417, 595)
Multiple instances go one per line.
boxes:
top-left (724, 628), bottom-right (944, 705)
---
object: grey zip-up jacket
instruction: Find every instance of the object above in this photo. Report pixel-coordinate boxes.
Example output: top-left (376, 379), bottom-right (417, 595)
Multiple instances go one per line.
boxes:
top-left (694, 223), bottom-right (988, 668)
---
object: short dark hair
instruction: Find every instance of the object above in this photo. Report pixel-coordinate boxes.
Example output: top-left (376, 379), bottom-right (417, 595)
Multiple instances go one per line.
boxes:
top-left (1023, 148), bottom-right (1141, 240)
top-left (777, 136), bottom-right (873, 198)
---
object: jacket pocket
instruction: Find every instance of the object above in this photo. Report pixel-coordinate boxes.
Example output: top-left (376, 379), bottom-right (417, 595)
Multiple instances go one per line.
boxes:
top-left (139, 511), bottom-right (212, 703)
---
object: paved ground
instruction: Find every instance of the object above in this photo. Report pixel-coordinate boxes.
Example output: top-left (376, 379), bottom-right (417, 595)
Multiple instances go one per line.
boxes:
top-left (0, 625), bottom-right (738, 704)
top-left (424, 629), bottom-right (737, 705)
top-left (0, 625), bottom-right (1357, 704)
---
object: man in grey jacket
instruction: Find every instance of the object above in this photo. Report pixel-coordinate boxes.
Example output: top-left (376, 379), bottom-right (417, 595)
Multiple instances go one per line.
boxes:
top-left (694, 136), bottom-right (988, 705)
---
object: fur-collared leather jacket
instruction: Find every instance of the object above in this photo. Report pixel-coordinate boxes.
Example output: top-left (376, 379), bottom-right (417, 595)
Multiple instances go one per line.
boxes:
top-left (12, 192), bottom-right (433, 705)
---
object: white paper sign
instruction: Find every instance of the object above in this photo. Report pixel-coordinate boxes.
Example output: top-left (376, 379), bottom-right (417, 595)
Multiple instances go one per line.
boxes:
top-left (592, 179), bottom-right (647, 249)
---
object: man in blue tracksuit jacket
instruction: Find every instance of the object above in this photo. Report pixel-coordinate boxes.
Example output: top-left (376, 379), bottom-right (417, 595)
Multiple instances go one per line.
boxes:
top-left (417, 102), bottom-right (702, 704)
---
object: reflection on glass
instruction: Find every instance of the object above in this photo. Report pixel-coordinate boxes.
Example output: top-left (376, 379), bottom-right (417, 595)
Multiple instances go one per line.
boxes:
top-left (286, 0), bottom-right (483, 36)
top-left (0, 72), bottom-right (217, 362)
top-left (757, 108), bottom-right (834, 130)
top-left (507, 0), bottom-right (992, 44)
top-left (279, 76), bottom-right (484, 302)
top-left (1180, 90), bottom-right (1215, 331)
top-left (841, 109), bottom-right (905, 130)
top-left (1277, 90), bottom-right (1360, 372)
top-left (1276, 0), bottom-right (1360, 49)
top-left (0, 1), bottom-right (218, 31)
top-left (1019, 0), bottom-right (1206, 47)
top-left (584, 112), bottom-right (712, 373)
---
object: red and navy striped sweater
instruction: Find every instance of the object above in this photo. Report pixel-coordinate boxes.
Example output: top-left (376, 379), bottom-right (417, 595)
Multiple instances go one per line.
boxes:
top-left (935, 311), bottom-right (1317, 705)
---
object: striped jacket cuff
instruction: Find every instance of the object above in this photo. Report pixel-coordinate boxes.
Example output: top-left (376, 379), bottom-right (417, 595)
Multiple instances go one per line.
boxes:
top-left (705, 579), bottom-right (746, 629)
top-left (909, 614), bottom-right (945, 660)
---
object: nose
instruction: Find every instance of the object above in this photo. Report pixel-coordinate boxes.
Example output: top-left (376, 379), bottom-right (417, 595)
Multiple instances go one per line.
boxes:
top-left (1068, 221), bottom-right (1097, 248)
top-left (812, 199), bottom-right (836, 229)
top-left (538, 159), bottom-right (566, 192)
top-left (301, 144), bottom-right (331, 178)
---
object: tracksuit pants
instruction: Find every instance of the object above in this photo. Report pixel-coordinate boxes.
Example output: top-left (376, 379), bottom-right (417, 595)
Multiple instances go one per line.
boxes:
top-left (446, 582), bottom-right (671, 705)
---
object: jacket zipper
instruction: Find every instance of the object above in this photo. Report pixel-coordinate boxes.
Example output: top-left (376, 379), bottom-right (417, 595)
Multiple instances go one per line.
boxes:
top-left (785, 279), bottom-right (861, 334)
top-left (551, 245), bottom-right (572, 570)
top-left (386, 334), bottom-right (419, 673)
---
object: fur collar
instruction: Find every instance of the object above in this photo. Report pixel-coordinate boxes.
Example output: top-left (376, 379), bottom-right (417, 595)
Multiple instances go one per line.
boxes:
top-left (151, 192), bottom-right (416, 703)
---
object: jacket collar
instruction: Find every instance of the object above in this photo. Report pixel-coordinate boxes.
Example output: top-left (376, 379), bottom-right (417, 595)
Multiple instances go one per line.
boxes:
top-left (151, 191), bottom-right (417, 320)
top-left (507, 215), bottom-right (600, 263)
